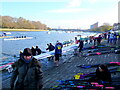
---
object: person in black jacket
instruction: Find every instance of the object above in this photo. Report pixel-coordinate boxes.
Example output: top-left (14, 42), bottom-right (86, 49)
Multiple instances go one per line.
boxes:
top-left (96, 64), bottom-right (112, 83)
top-left (89, 64), bottom-right (112, 84)
top-left (78, 40), bottom-right (84, 56)
top-left (46, 43), bottom-right (55, 60)
top-left (46, 43), bottom-right (55, 52)
top-left (78, 40), bottom-right (84, 52)
top-left (10, 48), bottom-right (43, 90)
top-left (35, 46), bottom-right (42, 55)
top-left (31, 46), bottom-right (36, 56)
top-left (97, 35), bottom-right (102, 46)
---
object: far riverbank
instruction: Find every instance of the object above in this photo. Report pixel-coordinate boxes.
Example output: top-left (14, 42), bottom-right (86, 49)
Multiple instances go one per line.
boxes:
top-left (0, 29), bottom-right (49, 32)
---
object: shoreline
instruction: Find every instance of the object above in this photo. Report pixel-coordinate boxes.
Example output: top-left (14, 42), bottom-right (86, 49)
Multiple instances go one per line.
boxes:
top-left (0, 29), bottom-right (49, 31)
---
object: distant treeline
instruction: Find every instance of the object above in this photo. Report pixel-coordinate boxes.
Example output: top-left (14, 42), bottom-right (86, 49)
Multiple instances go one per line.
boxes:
top-left (0, 16), bottom-right (50, 30)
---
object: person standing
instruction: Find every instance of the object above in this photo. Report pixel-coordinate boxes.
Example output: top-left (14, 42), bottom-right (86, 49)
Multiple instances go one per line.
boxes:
top-left (75, 37), bottom-right (79, 44)
top-left (107, 32), bottom-right (111, 44)
top-left (78, 40), bottom-right (84, 56)
top-left (10, 48), bottom-right (43, 90)
top-left (35, 46), bottom-right (42, 55)
top-left (46, 43), bottom-right (55, 60)
top-left (109, 33), bottom-right (114, 45)
top-left (74, 37), bottom-right (79, 55)
top-left (31, 46), bottom-right (36, 56)
top-left (46, 43), bottom-right (55, 52)
top-left (19, 50), bottom-right (23, 59)
top-left (96, 35), bottom-right (102, 46)
top-left (113, 32), bottom-right (117, 45)
top-left (54, 41), bottom-right (63, 66)
top-left (104, 33), bottom-right (107, 39)
top-left (93, 37), bottom-right (97, 46)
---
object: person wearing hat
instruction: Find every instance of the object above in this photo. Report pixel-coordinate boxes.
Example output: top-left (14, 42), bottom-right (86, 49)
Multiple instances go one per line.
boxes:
top-left (10, 48), bottom-right (43, 90)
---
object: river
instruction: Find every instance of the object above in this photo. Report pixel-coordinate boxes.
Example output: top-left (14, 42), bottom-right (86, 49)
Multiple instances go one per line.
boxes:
top-left (0, 30), bottom-right (98, 81)
top-left (0, 30), bottom-right (97, 66)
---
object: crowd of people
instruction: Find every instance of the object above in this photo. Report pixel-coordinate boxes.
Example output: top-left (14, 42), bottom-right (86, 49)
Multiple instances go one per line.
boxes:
top-left (10, 47), bottom-right (113, 90)
top-left (10, 30), bottom-right (120, 90)
top-left (19, 41), bottom-right (64, 67)
top-left (75, 31), bottom-right (120, 50)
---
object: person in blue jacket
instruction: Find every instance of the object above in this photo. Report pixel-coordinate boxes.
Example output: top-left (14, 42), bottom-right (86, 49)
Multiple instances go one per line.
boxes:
top-left (54, 41), bottom-right (63, 66)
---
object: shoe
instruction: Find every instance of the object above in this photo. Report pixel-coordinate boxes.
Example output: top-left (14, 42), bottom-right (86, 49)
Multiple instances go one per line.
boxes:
top-left (56, 64), bottom-right (59, 67)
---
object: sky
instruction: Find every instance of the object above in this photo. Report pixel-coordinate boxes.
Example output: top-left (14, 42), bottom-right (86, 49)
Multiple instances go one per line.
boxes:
top-left (1, 0), bottom-right (120, 29)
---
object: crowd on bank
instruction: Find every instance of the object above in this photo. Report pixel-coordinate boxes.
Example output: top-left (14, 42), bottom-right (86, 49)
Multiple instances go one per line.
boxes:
top-left (75, 31), bottom-right (120, 46)
top-left (18, 31), bottom-right (120, 68)
top-left (10, 30), bottom-right (120, 90)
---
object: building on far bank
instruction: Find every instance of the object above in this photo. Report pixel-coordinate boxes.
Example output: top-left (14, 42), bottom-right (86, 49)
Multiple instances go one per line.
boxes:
top-left (90, 22), bottom-right (98, 29)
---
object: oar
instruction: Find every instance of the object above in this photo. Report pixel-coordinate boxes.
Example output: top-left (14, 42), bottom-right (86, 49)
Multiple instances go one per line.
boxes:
top-left (2, 53), bottom-right (19, 58)
top-left (77, 62), bottom-right (120, 69)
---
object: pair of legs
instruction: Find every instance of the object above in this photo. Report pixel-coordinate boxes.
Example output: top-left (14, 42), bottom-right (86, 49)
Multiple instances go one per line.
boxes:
top-left (74, 48), bottom-right (78, 55)
top-left (54, 54), bottom-right (60, 66)
top-left (78, 47), bottom-right (83, 57)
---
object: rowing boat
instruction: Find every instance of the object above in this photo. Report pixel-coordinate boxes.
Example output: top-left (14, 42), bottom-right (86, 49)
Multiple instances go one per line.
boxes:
top-left (0, 44), bottom-right (78, 72)
top-left (0, 36), bottom-right (13, 38)
top-left (4, 37), bottom-right (33, 40)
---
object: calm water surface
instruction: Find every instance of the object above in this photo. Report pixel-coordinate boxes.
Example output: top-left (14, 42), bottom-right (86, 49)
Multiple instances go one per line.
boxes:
top-left (0, 31), bottom-right (96, 65)
top-left (0, 31), bottom-right (97, 81)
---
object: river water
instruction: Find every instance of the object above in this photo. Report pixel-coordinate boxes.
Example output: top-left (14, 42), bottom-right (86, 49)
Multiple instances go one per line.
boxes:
top-left (0, 30), bottom-right (98, 81)
top-left (0, 31), bottom-right (97, 66)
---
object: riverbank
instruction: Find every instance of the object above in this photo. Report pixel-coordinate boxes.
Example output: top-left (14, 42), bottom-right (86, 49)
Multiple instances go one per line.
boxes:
top-left (1, 38), bottom-right (120, 89)
top-left (42, 39), bottom-right (120, 89)
top-left (0, 29), bottom-right (49, 31)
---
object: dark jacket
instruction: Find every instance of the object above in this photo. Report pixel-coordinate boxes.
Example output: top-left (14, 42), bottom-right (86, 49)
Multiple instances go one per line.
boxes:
top-left (78, 41), bottom-right (84, 48)
top-left (96, 68), bottom-right (112, 83)
top-left (31, 48), bottom-right (36, 56)
top-left (10, 57), bottom-right (43, 90)
top-left (46, 45), bottom-right (55, 51)
top-left (36, 48), bottom-right (42, 55)
top-left (49, 45), bottom-right (55, 51)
